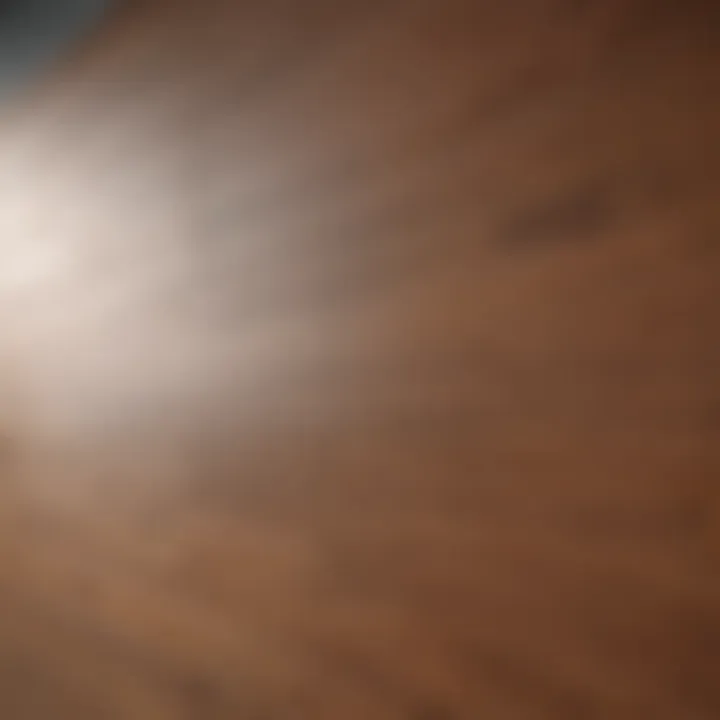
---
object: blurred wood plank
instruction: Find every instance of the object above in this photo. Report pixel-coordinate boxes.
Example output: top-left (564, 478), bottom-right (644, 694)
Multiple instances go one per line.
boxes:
top-left (0, 0), bottom-right (719, 717)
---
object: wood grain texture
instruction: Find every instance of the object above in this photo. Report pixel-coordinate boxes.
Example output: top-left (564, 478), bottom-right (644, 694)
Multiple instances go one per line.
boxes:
top-left (0, 0), bottom-right (719, 717)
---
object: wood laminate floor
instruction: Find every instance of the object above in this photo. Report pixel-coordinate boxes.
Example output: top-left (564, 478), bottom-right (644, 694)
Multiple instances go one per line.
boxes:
top-left (0, 1), bottom-right (719, 717)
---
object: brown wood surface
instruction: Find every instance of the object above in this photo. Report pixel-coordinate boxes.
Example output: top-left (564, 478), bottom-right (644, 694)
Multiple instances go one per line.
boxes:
top-left (0, 1), bottom-right (719, 717)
